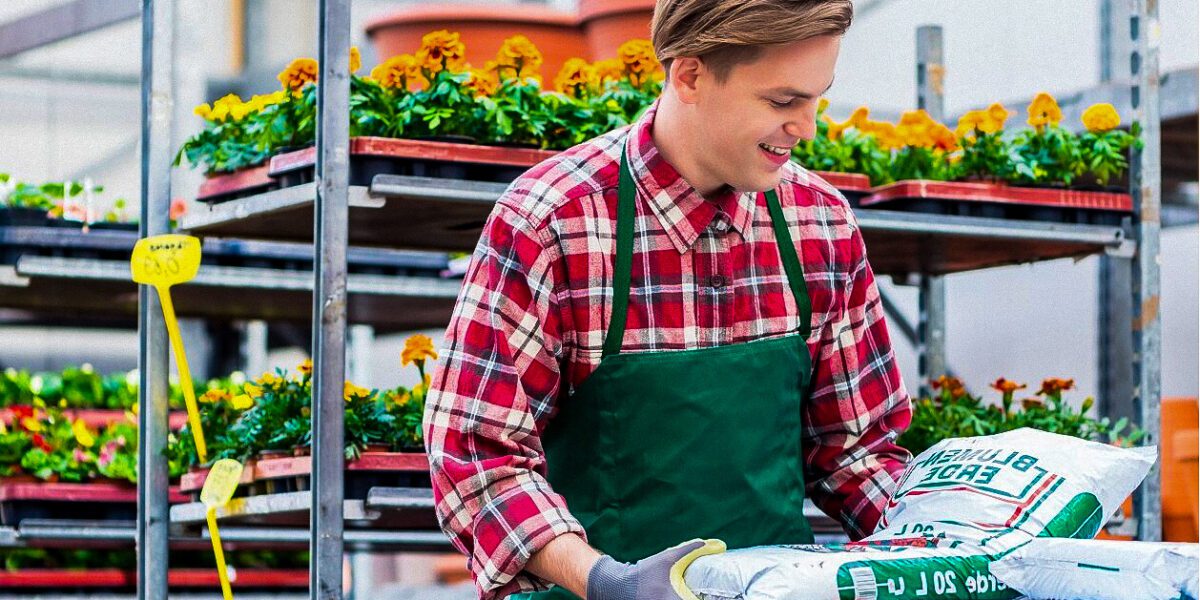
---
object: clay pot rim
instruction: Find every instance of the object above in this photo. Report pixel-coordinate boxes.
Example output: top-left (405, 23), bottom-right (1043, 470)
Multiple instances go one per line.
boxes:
top-left (365, 4), bottom-right (580, 36)
top-left (578, 0), bottom-right (656, 22)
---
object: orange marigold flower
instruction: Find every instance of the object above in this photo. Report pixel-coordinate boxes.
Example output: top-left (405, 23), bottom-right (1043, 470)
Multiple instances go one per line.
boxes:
top-left (1038, 377), bottom-right (1075, 396)
top-left (278, 57), bottom-right (318, 92)
top-left (464, 66), bottom-right (498, 97)
top-left (554, 58), bottom-right (599, 98)
top-left (955, 110), bottom-right (987, 138)
top-left (592, 58), bottom-right (624, 84)
top-left (847, 106), bottom-right (870, 128)
top-left (401, 334), bottom-right (438, 367)
top-left (371, 54), bottom-right (424, 90)
top-left (416, 30), bottom-right (466, 74)
top-left (1082, 102), bottom-right (1121, 133)
top-left (817, 97), bottom-right (830, 114)
top-left (930, 375), bottom-right (964, 391)
top-left (990, 378), bottom-right (1027, 394)
top-left (617, 39), bottom-right (660, 87)
top-left (495, 35), bottom-right (543, 80)
top-left (1026, 92), bottom-right (1063, 130)
top-left (298, 359), bottom-right (313, 376)
top-left (983, 102), bottom-right (1009, 133)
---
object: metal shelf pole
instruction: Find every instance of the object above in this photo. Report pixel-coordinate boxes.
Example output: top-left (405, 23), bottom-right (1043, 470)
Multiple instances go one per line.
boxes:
top-left (136, 1), bottom-right (174, 599)
top-left (1130, 0), bottom-right (1163, 542)
top-left (915, 25), bottom-right (948, 396)
top-left (312, 0), bottom-right (352, 597)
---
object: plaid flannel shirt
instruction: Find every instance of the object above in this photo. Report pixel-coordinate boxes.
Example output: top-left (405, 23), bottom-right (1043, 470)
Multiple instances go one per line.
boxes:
top-left (424, 100), bottom-right (912, 599)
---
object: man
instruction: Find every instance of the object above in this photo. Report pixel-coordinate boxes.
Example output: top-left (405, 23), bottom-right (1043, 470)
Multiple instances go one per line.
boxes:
top-left (424, 0), bottom-right (911, 598)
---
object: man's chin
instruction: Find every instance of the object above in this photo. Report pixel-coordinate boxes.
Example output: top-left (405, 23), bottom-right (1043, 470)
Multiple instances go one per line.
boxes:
top-left (731, 170), bottom-right (787, 194)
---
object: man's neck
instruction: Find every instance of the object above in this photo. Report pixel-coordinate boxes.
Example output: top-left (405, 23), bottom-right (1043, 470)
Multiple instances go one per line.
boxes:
top-left (650, 92), bottom-right (727, 199)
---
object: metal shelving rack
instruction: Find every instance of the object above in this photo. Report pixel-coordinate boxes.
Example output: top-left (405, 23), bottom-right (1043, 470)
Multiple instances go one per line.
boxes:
top-left (129, 1), bottom-right (1167, 599)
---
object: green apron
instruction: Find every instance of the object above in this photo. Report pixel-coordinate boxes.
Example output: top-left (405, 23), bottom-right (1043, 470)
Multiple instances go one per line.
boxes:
top-left (514, 147), bottom-right (815, 599)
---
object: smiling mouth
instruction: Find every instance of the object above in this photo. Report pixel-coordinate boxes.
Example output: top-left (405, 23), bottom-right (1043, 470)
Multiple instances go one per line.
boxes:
top-left (758, 142), bottom-right (791, 156)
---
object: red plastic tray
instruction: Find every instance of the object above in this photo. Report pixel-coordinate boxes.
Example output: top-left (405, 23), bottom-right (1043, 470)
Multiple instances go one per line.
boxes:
top-left (270, 136), bottom-right (559, 177)
top-left (0, 408), bottom-right (187, 430)
top-left (254, 451), bottom-right (429, 481)
top-left (0, 481), bottom-right (188, 504)
top-left (812, 171), bottom-right (872, 192)
top-left (196, 165), bottom-right (276, 202)
top-left (179, 462), bottom-right (257, 494)
top-left (0, 568), bottom-right (309, 588)
top-left (862, 180), bottom-right (1132, 211)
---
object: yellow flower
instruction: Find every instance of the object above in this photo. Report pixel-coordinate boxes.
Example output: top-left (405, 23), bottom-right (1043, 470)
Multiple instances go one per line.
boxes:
top-left (193, 103), bottom-right (213, 120)
top-left (847, 106), bottom-right (870, 129)
top-left (21, 417), bottom-right (42, 432)
top-left (1026, 92), bottom-right (1063, 130)
top-left (298, 359), bottom-right (313, 376)
top-left (371, 54), bottom-right (425, 90)
top-left (1082, 102), bottom-right (1121, 133)
top-left (401, 334), bottom-right (439, 367)
top-left (984, 102), bottom-right (1009, 133)
top-left (200, 389), bottom-right (231, 404)
top-left (554, 58), bottom-right (599, 98)
top-left (278, 57), bottom-right (319, 92)
top-left (343, 381), bottom-right (371, 402)
top-left (394, 391), bottom-right (411, 407)
top-left (0, 419), bottom-right (6, 434)
top-left (464, 67), bottom-right (499, 97)
top-left (956, 110), bottom-right (987, 138)
top-left (592, 58), bottom-right (624, 84)
top-left (860, 120), bottom-right (903, 150)
top-left (416, 30), bottom-right (467, 74)
top-left (258, 371), bottom-right (282, 387)
top-left (243, 383), bottom-right (263, 398)
top-left (824, 115), bottom-right (846, 140)
top-left (897, 109), bottom-right (937, 148)
top-left (58, 399), bottom-right (68, 408)
top-left (350, 46), bottom-right (362, 73)
top-left (617, 39), bottom-right (660, 87)
top-left (932, 122), bottom-right (960, 152)
top-left (231, 394), bottom-right (254, 410)
top-left (817, 97), bottom-right (830, 114)
top-left (73, 419), bottom-right (96, 448)
top-left (495, 35), bottom-right (543, 80)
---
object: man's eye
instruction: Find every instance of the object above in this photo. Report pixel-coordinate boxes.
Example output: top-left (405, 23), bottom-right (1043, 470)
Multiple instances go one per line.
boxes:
top-left (769, 98), bottom-right (796, 108)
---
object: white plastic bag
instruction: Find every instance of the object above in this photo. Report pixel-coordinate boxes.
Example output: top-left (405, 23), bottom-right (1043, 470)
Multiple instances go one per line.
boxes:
top-left (989, 538), bottom-right (1199, 600)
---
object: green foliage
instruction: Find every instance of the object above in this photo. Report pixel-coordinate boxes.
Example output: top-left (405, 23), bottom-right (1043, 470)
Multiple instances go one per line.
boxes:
top-left (898, 377), bottom-right (1145, 456)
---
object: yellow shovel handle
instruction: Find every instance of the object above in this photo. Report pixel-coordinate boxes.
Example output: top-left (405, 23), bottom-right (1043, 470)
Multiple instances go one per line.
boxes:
top-left (155, 286), bottom-right (207, 463)
top-left (206, 506), bottom-right (235, 600)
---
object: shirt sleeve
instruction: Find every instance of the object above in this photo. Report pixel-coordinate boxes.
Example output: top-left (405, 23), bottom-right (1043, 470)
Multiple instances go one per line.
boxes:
top-left (802, 204), bottom-right (913, 539)
top-left (424, 197), bottom-right (587, 600)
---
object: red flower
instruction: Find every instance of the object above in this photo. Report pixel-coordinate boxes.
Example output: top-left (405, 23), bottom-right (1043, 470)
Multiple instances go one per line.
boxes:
top-left (1038, 378), bottom-right (1075, 396)
top-left (990, 378), bottom-right (1027, 394)
top-left (10, 405), bottom-right (33, 421)
top-left (31, 433), bottom-right (52, 452)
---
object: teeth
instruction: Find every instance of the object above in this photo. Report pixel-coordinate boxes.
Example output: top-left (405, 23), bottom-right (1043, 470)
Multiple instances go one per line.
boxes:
top-left (759, 143), bottom-right (789, 156)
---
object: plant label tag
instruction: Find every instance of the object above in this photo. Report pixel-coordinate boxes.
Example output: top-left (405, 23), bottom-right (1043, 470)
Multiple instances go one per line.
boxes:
top-left (131, 234), bottom-right (201, 287)
top-left (201, 458), bottom-right (244, 508)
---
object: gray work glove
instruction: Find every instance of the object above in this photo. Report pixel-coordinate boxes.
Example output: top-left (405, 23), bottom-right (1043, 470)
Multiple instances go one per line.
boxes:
top-left (586, 539), bottom-right (719, 600)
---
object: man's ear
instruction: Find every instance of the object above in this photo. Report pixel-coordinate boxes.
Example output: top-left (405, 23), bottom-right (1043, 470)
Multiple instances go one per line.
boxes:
top-left (668, 56), bottom-right (705, 104)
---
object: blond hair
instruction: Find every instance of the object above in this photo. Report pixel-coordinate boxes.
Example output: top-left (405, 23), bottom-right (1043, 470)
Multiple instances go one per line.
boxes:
top-left (651, 0), bottom-right (853, 82)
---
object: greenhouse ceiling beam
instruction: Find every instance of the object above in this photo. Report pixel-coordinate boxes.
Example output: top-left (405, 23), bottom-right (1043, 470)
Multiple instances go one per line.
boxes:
top-left (0, 0), bottom-right (138, 59)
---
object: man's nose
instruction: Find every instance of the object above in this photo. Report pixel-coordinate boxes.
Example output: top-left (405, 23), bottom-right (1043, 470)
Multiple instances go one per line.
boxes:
top-left (784, 118), bottom-right (815, 142)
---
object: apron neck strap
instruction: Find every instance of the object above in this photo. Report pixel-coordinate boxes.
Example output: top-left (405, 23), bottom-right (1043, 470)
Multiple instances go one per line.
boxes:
top-left (604, 146), bottom-right (812, 359)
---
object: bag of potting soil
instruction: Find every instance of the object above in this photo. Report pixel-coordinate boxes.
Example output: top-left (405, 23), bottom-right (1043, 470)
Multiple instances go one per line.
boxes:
top-left (989, 538), bottom-right (1199, 600)
top-left (867, 427), bottom-right (1156, 553)
top-left (683, 540), bottom-right (1016, 600)
top-left (680, 428), bottom-right (1158, 600)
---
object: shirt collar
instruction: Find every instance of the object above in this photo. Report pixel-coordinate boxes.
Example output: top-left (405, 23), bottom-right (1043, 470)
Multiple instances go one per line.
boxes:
top-left (623, 100), bottom-right (758, 253)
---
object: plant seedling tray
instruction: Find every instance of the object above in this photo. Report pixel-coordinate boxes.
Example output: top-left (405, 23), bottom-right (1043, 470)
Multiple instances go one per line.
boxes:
top-left (861, 180), bottom-right (1132, 226)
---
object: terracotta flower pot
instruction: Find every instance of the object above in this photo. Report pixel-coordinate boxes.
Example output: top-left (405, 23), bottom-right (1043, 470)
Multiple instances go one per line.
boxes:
top-left (578, 0), bottom-right (656, 60)
top-left (365, 5), bottom-right (588, 88)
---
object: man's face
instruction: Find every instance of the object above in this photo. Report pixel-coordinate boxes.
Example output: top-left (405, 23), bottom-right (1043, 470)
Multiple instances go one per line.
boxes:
top-left (682, 35), bottom-right (841, 193)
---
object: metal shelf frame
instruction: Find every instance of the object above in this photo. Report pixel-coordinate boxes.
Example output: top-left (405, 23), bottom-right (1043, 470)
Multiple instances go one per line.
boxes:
top-left (131, 2), bottom-right (1166, 600)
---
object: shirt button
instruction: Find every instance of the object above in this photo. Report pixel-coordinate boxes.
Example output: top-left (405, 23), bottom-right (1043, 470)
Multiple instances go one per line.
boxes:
top-left (713, 219), bottom-right (729, 233)
top-left (709, 275), bottom-right (727, 288)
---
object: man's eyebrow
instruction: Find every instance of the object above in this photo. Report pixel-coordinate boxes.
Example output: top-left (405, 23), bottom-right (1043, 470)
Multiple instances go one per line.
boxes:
top-left (763, 77), bottom-right (836, 99)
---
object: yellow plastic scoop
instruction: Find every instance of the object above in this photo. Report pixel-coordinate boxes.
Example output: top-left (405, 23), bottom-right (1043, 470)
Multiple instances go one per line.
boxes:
top-left (201, 459), bottom-right (244, 600)
top-left (130, 234), bottom-right (207, 462)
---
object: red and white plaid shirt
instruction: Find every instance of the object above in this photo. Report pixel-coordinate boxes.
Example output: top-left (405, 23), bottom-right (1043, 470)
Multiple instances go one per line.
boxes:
top-left (425, 100), bottom-right (912, 599)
